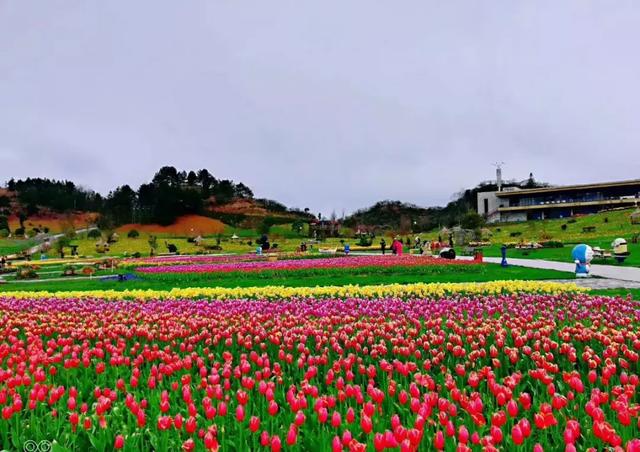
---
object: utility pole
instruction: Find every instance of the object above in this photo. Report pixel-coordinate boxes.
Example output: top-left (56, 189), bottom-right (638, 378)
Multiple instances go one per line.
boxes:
top-left (492, 162), bottom-right (505, 191)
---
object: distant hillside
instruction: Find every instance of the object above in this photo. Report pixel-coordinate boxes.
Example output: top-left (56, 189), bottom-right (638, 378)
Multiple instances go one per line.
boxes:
top-left (1, 166), bottom-right (312, 234)
top-left (344, 176), bottom-right (549, 231)
top-left (2, 168), bottom-right (550, 236)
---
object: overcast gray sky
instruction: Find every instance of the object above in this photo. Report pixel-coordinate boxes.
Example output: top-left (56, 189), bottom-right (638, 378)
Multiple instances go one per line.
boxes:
top-left (1, 1), bottom-right (639, 215)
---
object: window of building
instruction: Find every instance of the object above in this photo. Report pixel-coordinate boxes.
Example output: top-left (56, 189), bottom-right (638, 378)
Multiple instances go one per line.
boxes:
top-left (483, 198), bottom-right (489, 214)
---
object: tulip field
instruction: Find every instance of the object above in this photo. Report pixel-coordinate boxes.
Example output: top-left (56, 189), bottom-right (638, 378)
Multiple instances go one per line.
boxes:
top-left (1, 276), bottom-right (639, 451)
top-left (134, 255), bottom-right (476, 275)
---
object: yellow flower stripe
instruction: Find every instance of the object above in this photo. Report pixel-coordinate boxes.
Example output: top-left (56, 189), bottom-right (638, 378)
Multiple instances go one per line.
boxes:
top-left (0, 280), bottom-right (587, 301)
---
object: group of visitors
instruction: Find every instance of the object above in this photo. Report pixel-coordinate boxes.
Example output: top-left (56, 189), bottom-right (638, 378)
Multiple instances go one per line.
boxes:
top-left (380, 237), bottom-right (404, 255)
top-left (378, 235), bottom-right (456, 256)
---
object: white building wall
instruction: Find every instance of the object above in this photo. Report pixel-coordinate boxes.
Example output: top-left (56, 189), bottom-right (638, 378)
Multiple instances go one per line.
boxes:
top-left (477, 191), bottom-right (506, 223)
top-left (501, 212), bottom-right (527, 222)
top-left (477, 192), bottom-right (499, 216)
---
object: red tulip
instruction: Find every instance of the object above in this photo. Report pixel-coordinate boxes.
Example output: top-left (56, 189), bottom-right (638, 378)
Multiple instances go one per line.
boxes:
top-left (271, 435), bottom-right (282, 452)
top-left (185, 416), bottom-right (197, 434)
top-left (331, 411), bottom-right (341, 428)
top-left (204, 432), bottom-right (218, 451)
top-left (69, 412), bottom-right (79, 431)
top-left (361, 416), bottom-right (373, 434)
top-left (260, 431), bottom-right (270, 447)
top-left (235, 404), bottom-right (245, 422)
top-left (458, 425), bottom-right (469, 444)
top-left (286, 425), bottom-right (297, 446)
top-left (294, 410), bottom-right (306, 426)
top-left (434, 431), bottom-right (445, 450)
top-left (332, 435), bottom-right (343, 452)
top-left (249, 416), bottom-right (260, 432)
top-left (511, 425), bottom-right (523, 445)
top-left (490, 425), bottom-right (503, 444)
top-left (182, 439), bottom-right (195, 452)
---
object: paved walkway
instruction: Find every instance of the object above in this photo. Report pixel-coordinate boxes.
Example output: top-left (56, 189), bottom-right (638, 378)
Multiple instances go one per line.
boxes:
top-left (547, 278), bottom-right (640, 289)
top-left (453, 256), bottom-right (640, 289)
top-left (476, 257), bottom-right (640, 283)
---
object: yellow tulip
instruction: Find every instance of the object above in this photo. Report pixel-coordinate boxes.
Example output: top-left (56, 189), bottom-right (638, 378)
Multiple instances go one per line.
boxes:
top-left (1, 280), bottom-right (587, 301)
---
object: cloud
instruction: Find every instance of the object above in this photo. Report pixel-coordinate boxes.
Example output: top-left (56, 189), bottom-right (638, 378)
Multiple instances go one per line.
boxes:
top-left (1, 1), bottom-right (639, 215)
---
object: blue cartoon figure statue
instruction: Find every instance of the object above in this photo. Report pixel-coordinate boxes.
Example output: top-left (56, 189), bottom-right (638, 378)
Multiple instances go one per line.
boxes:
top-left (571, 244), bottom-right (593, 277)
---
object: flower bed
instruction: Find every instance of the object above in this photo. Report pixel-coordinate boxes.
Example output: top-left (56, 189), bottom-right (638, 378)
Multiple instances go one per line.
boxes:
top-left (123, 253), bottom-right (348, 269)
top-left (0, 280), bottom-right (586, 301)
top-left (0, 292), bottom-right (638, 450)
top-left (136, 255), bottom-right (476, 275)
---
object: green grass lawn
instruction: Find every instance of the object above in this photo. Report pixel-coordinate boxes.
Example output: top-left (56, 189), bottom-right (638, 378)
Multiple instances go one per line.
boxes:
top-left (484, 209), bottom-right (640, 243)
top-left (43, 229), bottom-right (345, 259)
top-left (479, 241), bottom-right (640, 267)
top-left (590, 288), bottom-right (640, 299)
top-left (0, 263), bottom-right (574, 292)
top-left (0, 238), bottom-right (36, 255)
top-left (420, 208), bottom-right (639, 248)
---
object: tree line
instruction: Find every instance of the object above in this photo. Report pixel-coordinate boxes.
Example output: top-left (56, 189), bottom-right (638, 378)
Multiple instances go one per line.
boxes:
top-left (344, 176), bottom-right (548, 232)
top-left (1, 167), bottom-right (286, 230)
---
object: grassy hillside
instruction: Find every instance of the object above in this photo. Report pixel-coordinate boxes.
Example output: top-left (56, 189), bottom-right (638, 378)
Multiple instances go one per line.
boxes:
top-left (460, 208), bottom-right (640, 266)
top-left (485, 208), bottom-right (640, 244)
top-left (0, 238), bottom-right (37, 256)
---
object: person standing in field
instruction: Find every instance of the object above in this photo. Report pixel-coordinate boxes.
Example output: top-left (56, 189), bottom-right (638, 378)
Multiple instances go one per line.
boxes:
top-left (380, 238), bottom-right (386, 255)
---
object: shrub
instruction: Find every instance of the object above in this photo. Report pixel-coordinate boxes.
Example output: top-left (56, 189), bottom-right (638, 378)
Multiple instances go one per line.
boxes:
top-left (541, 240), bottom-right (564, 248)
top-left (127, 229), bottom-right (140, 238)
top-left (88, 229), bottom-right (102, 239)
top-left (567, 218), bottom-right (577, 224)
top-left (62, 265), bottom-right (77, 277)
top-left (81, 266), bottom-right (96, 276)
top-left (16, 266), bottom-right (38, 280)
top-left (461, 212), bottom-right (485, 230)
top-left (539, 231), bottom-right (552, 241)
top-left (604, 217), bottom-right (609, 223)
top-left (43, 227), bottom-right (49, 233)
top-left (509, 231), bottom-right (522, 237)
top-left (561, 224), bottom-right (567, 231)
top-left (14, 227), bottom-right (25, 236)
top-left (0, 229), bottom-right (9, 238)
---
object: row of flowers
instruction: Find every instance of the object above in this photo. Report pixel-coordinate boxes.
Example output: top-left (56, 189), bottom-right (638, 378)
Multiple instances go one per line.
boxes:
top-left (0, 280), bottom-right (587, 301)
top-left (135, 255), bottom-right (477, 274)
top-left (0, 293), bottom-right (638, 450)
top-left (123, 254), bottom-right (276, 268)
top-left (123, 253), bottom-right (356, 269)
